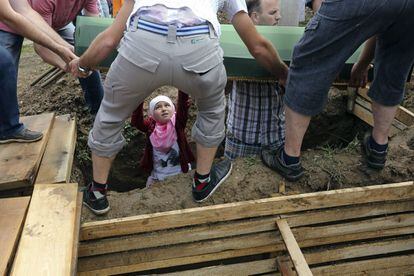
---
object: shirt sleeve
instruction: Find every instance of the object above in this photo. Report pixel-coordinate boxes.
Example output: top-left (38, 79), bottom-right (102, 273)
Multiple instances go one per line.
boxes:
top-left (222, 0), bottom-right (248, 22)
top-left (84, 0), bottom-right (100, 15)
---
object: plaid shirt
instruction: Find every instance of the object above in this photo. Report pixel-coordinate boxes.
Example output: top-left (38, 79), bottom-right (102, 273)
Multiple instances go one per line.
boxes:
top-left (225, 80), bottom-right (285, 160)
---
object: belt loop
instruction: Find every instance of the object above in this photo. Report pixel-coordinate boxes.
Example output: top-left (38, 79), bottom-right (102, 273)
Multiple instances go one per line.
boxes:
top-left (131, 15), bottom-right (138, 32)
top-left (167, 25), bottom-right (177, 43)
top-left (209, 24), bottom-right (216, 39)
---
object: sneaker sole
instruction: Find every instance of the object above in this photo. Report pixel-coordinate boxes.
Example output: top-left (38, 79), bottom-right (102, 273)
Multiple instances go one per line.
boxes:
top-left (0, 136), bottom-right (43, 144)
top-left (366, 160), bottom-right (385, 170)
top-left (260, 153), bottom-right (304, 182)
top-left (83, 201), bottom-right (110, 215)
top-left (194, 163), bottom-right (233, 203)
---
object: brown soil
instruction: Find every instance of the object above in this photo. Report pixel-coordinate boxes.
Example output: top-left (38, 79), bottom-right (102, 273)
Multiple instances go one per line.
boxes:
top-left (16, 43), bottom-right (414, 224)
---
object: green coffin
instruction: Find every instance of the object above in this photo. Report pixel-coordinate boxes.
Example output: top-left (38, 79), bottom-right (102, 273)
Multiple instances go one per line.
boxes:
top-left (75, 16), bottom-right (362, 80)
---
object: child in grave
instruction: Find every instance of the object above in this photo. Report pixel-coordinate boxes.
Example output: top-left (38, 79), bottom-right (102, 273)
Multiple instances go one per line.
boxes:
top-left (131, 91), bottom-right (195, 187)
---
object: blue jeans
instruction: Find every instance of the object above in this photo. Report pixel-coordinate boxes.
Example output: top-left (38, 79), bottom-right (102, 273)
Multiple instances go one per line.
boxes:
top-left (0, 24), bottom-right (104, 114)
top-left (0, 45), bottom-right (23, 136)
top-left (285, 0), bottom-right (414, 116)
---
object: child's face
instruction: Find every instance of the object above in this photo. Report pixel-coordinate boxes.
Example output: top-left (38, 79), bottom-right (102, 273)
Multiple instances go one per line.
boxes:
top-left (153, 101), bottom-right (174, 124)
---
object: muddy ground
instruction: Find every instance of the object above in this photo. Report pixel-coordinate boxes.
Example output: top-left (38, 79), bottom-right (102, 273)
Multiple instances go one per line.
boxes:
top-left (16, 43), bottom-right (414, 223)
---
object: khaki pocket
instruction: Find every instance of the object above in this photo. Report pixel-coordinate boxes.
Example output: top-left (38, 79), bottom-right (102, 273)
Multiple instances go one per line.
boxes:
top-left (182, 47), bottom-right (223, 75)
top-left (118, 45), bottom-right (161, 73)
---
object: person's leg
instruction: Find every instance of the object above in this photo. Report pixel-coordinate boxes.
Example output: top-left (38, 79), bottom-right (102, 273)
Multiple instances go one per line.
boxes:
top-left (362, 0), bottom-right (414, 168)
top-left (59, 23), bottom-right (104, 114)
top-left (371, 103), bottom-right (398, 145)
top-left (262, 0), bottom-right (391, 180)
top-left (283, 106), bottom-right (310, 157)
top-left (84, 44), bottom-right (162, 214)
top-left (0, 30), bottom-right (24, 74)
top-left (176, 33), bottom-right (231, 202)
top-left (0, 46), bottom-right (22, 137)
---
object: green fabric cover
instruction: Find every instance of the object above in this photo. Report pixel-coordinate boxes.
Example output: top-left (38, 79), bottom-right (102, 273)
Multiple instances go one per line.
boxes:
top-left (75, 16), bottom-right (362, 79)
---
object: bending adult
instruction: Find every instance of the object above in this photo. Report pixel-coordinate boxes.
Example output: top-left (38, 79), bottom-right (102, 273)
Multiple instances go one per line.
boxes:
top-left (261, 0), bottom-right (414, 181)
top-left (69, 0), bottom-right (288, 215)
top-left (0, 0), bottom-right (76, 143)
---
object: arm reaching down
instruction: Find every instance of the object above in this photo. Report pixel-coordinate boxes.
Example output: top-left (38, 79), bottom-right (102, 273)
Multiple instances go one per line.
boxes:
top-left (232, 11), bottom-right (289, 85)
top-left (0, 0), bottom-right (76, 63)
top-left (69, 0), bottom-right (134, 77)
top-left (349, 36), bottom-right (376, 88)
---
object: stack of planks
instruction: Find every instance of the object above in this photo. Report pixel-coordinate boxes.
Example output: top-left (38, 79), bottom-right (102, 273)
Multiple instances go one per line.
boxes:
top-left (77, 181), bottom-right (414, 275)
top-left (350, 87), bottom-right (414, 137)
top-left (0, 197), bottom-right (30, 276)
top-left (0, 113), bottom-right (81, 276)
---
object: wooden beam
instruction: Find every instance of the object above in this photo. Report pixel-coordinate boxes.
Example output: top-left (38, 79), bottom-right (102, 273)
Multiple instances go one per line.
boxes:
top-left (352, 102), bottom-right (400, 136)
top-left (79, 200), bottom-right (414, 256)
top-left (276, 219), bottom-right (312, 276)
top-left (0, 113), bottom-right (55, 191)
top-left (165, 259), bottom-right (277, 276)
top-left (11, 183), bottom-right (79, 276)
top-left (0, 197), bottom-right (30, 276)
top-left (276, 257), bottom-right (296, 276)
top-left (357, 87), bottom-right (414, 126)
top-left (35, 115), bottom-right (76, 184)
top-left (80, 182), bottom-right (414, 240)
top-left (78, 217), bottom-right (414, 274)
top-left (355, 96), bottom-right (407, 130)
top-left (311, 254), bottom-right (414, 275)
top-left (304, 236), bottom-right (414, 265)
top-left (71, 192), bottom-right (82, 276)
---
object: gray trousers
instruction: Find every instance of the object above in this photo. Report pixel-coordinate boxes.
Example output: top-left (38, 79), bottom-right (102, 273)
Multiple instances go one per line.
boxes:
top-left (88, 27), bottom-right (227, 157)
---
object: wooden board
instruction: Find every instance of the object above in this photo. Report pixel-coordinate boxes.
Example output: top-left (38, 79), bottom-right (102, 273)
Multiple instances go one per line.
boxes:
top-left (0, 113), bottom-right (55, 191)
top-left (276, 219), bottom-right (312, 276)
top-left (78, 217), bottom-right (414, 274)
top-left (357, 87), bottom-right (414, 126)
top-left (71, 192), bottom-right (83, 276)
top-left (35, 115), bottom-right (76, 184)
top-left (0, 197), bottom-right (30, 276)
top-left (355, 96), bottom-right (407, 131)
top-left (79, 200), bottom-right (414, 257)
top-left (80, 181), bottom-right (414, 240)
top-left (352, 103), bottom-right (400, 137)
top-left (10, 183), bottom-right (79, 276)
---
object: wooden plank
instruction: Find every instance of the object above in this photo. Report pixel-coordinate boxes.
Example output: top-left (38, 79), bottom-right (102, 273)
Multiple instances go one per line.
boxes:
top-left (71, 192), bottom-right (82, 276)
top-left (357, 87), bottom-right (414, 126)
top-left (80, 181), bottom-right (414, 240)
top-left (78, 224), bottom-right (414, 275)
top-left (352, 103), bottom-right (400, 136)
top-left (0, 113), bottom-right (55, 191)
top-left (78, 219), bottom-right (414, 274)
top-left (276, 257), bottom-right (296, 276)
top-left (312, 254), bottom-right (414, 275)
top-left (276, 219), bottom-right (312, 276)
top-left (165, 259), bottom-right (277, 276)
top-left (78, 245), bottom-right (277, 275)
top-left (35, 115), bottom-right (76, 184)
top-left (79, 200), bottom-right (414, 257)
top-left (304, 236), bottom-right (414, 265)
top-left (10, 183), bottom-right (79, 276)
top-left (355, 96), bottom-right (407, 130)
top-left (0, 197), bottom-right (30, 276)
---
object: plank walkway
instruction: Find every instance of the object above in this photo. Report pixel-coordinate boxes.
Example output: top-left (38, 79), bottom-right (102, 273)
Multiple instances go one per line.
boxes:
top-left (0, 197), bottom-right (30, 276)
top-left (0, 113), bottom-right (54, 191)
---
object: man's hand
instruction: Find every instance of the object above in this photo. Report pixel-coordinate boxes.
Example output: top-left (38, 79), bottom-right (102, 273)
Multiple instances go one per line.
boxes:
top-left (349, 62), bottom-right (372, 88)
top-left (69, 58), bottom-right (91, 78)
top-left (56, 44), bottom-right (77, 64)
